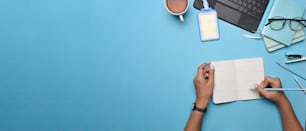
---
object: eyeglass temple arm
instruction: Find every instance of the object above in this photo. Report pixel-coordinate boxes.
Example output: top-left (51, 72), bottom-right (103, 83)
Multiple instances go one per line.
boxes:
top-left (265, 18), bottom-right (285, 26)
top-left (299, 20), bottom-right (306, 27)
top-left (265, 20), bottom-right (272, 26)
top-left (301, 20), bottom-right (306, 27)
top-left (265, 19), bottom-right (306, 27)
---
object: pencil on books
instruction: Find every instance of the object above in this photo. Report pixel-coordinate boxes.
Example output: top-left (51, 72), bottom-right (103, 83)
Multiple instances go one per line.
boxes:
top-left (276, 62), bottom-right (306, 80)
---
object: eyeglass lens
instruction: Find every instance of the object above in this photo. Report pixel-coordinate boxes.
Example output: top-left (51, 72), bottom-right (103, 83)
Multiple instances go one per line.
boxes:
top-left (290, 17), bottom-right (303, 31)
top-left (270, 16), bottom-right (285, 31)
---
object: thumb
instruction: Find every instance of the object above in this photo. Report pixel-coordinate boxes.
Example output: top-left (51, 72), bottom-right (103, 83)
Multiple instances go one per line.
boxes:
top-left (208, 65), bottom-right (215, 84)
top-left (256, 84), bottom-right (269, 98)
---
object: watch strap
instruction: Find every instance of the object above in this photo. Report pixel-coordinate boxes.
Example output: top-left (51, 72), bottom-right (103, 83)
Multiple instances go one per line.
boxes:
top-left (192, 102), bottom-right (207, 113)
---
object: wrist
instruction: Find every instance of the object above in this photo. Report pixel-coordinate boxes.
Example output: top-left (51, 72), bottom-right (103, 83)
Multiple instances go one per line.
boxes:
top-left (196, 97), bottom-right (209, 109)
top-left (276, 95), bottom-right (289, 106)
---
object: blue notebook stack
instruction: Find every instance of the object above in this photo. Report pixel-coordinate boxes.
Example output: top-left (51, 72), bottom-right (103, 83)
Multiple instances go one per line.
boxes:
top-left (261, 0), bottom-right (305, 52)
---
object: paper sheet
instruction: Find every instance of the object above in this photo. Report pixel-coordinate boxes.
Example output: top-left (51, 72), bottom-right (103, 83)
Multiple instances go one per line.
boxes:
top-left (212, 57), bottom-right (264, 104)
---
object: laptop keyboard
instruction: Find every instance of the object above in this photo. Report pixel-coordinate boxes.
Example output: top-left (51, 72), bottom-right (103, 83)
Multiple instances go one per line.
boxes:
top-left (218, 0), bottom-right (268, 18)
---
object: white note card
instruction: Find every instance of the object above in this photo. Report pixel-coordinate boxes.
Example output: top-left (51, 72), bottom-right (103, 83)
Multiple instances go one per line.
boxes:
top-left (211, 57), bottom-right (264, 104)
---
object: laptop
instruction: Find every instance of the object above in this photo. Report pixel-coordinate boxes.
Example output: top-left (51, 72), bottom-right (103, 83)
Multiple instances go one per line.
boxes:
top-left (194, 0), bottom-right (270, 33)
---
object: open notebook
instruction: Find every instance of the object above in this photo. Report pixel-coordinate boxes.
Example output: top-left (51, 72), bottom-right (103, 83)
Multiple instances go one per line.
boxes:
top-left (211, 57), bottom-right (264, 104)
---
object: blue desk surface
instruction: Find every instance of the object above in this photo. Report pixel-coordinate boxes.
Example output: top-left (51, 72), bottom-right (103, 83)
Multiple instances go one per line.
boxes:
top-left (0, 0), bottom-right (306, 130)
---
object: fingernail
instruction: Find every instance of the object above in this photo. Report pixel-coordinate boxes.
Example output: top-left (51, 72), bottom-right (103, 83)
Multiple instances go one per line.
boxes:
top-left (250, 84), bottom-right (259, 92)
top-left (210, 65), bottom-right (215, 69)
top-left (254, 83), bottom-right (258, 88)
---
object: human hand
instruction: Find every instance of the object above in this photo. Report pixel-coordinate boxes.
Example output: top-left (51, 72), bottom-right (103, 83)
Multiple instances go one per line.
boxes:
top-left (193, 62), bottom-right (215, 108)
top-left (256, 76), bottom-right (288, 105)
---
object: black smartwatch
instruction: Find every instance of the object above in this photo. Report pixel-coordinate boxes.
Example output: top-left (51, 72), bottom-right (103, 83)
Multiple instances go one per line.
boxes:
top-left (192, 102), bottom-right (207, 113)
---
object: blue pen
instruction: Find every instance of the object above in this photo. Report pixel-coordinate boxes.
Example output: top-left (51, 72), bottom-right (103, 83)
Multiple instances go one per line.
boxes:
top-left (251, 83), bottom-right (306, 92)
top-left (264, 88), bottom-right (306, 91)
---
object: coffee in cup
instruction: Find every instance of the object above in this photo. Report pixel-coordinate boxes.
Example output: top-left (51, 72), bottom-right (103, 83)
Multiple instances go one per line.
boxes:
top-left (165, 0), bottom-right (189, 22)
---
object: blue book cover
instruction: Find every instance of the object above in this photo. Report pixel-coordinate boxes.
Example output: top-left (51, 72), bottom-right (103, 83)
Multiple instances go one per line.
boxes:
top-left (262, 0), bottom-right (305, 46)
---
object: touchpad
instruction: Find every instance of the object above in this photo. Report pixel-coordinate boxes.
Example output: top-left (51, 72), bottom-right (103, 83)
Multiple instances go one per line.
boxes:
top-left (215, 3), bottom-right (241, 24)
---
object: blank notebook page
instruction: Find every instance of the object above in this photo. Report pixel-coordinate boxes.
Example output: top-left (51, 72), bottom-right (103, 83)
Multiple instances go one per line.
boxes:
top-left (212, 57), bottom-right (264, 104)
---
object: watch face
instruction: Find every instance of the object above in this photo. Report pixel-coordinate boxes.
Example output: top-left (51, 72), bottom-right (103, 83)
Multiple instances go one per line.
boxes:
top-left (192, 103), bottom-right (196, 110)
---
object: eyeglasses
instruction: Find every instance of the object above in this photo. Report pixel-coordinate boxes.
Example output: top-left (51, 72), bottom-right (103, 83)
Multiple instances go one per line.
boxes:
top-left (265, 16), bottom-right (306, 31)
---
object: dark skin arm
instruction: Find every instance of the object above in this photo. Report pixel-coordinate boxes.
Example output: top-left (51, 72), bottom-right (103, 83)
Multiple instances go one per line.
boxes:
top-left (256, 77), bottom-right (303, 131)
top-left (185, 64), bottom-right (302, 131)
top-left (184, 62), bottom-right (215, 131)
